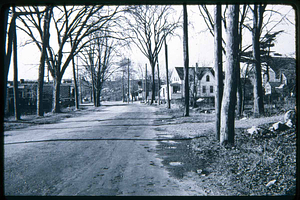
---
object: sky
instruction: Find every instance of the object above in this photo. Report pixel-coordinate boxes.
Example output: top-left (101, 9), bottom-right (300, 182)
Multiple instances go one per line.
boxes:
top-left (7, 5), bottom-right (296, 81)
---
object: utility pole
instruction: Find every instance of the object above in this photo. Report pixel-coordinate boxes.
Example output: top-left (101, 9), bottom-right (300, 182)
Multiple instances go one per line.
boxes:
top-left (183, 4), bottom-right (189, 116)
top-left (127, 58), bottom-right (130, 104)
top-left (165, 33), bottom-right (171, 109)
top-left (157, 62), bottom-right (161, 105)
top-left (122, 69), bottom-right (125, 102)
top-left (13, 6), bottom-right (20, 120)
top-left (145, 63), bottom-right (147, 103)
top-left (47, 65), bottom-right (50, 83)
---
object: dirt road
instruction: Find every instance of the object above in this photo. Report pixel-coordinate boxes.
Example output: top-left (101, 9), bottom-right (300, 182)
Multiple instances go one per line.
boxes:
top-left (4, 102), bottom-right (206, 196)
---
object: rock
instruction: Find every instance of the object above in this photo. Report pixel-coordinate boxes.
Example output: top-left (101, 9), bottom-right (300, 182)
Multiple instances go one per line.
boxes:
top-left (196, 169), bottom-right (202, 174)
top-left (266, 179), bottom-right (276, 187)
top-left (270, 121), bottom-right (289, 132)
top-left (284, 110), bottom-right (296, 123)
top-left (247, 126), bottom-right (261, 135)
top-left (285, 119), bottom-right (294, 128)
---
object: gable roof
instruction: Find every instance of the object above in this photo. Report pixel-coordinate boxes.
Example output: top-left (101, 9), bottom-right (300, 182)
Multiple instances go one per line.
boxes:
top-left (267, 57), bottom-right (296, 80)
top-left (196, 67), bottom-right (215, 80)
top-left (267, 82), bottom-right (282, 88)
top-left (174, 67), bottom-right (215, 80)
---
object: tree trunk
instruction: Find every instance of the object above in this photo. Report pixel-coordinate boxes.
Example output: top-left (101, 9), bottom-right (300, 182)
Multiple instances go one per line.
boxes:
top-left (72, 54), bottom-right (79, 109)
top-left (157, 62), bottom-right (161, 105)
top-left (236, 5), bottom-right (247, 118)
top-left (214, 4), bottom-right (223, 140)
top-left (13, 7), bottom-right (20, 120)
top-left (90, 67), bottom-right (96, 106)
top-left (183, 4), bottom-right (189, 117)
top-left (151, 62), bottom-right (156, 105)
top-left (236, 61), bottom-right (243, 117)
top-left (220, 4), bottom-right (239, 146)
top-left (252, 4), bottom-right (265, 117)
top-left (37, 7), bottom-right (51, 116)
top-left (52, 78), bottom-right (61, 113)
top-left (96, 87), bottom-right (100, 107)
top-left (69, 30), bottom-right (79, 110)
top-left (164, 37), bottom-right (171, 109)
top-left (93, 86), bottom-right (96, 106)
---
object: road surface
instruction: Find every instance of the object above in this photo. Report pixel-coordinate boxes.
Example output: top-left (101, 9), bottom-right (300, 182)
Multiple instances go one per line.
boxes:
top-left (4, 102), bottom-right (206, 196)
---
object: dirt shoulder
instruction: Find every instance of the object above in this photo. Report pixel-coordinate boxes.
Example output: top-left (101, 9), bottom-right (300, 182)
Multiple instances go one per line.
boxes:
top-left (154, 105), bottom-right (296, 196)
top-left (3, 104), bottom-right (100, 131)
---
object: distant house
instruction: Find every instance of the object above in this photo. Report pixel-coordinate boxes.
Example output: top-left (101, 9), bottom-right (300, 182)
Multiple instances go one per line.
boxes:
top-left (166, 65), bottom-right (215, 103)
top-left (263, 57), bottom-right (296, 97)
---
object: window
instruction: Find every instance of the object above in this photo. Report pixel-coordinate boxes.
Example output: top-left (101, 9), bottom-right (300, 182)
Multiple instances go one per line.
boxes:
top-left (202, 86), bottom-right (206, 93)
top-left (173, 85), bottom-right (180, 94)
top-left (210, 86), bottom-right (214, 93)
top-left (206, 75), bottom-right (210, 82)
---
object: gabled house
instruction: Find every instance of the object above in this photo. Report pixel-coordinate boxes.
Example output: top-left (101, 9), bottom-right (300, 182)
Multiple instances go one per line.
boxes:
top-left (263, 57), bottom-right (296, 97)
top-left (165, 65), bottom-right (216, 102)
top-left (195, 67), bottom-right (215, 98)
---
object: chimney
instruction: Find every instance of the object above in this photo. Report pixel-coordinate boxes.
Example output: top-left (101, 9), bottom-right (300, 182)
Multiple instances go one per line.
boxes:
top-left (196, 63), bottom-right (198, 68)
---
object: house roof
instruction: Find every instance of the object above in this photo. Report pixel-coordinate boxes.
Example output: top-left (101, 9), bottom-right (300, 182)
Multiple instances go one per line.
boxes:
top-left (174, 67), bottom-right (214, 80)
top-left (267, 81), bottom-right (282, 88)
top-left (197, 67), bottom-right (215, 80)
top-left (267, 57), bottom-right (296, 80)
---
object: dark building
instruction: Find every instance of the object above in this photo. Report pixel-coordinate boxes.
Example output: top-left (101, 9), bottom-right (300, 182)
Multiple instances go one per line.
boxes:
top-left (5, 79), bottom-right (74, 115)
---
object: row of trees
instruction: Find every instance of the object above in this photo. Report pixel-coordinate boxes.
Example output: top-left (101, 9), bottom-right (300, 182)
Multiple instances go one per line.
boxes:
top-left (4, 5), bottom-right (180, 119)
top-left (4, 5), bottom-right (127, 118)
top-left (196, 4), bottom-right (292, 146)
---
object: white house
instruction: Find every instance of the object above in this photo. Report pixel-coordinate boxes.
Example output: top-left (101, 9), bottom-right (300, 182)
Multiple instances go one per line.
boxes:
top-left (164, 65), bottom-right (216, 102)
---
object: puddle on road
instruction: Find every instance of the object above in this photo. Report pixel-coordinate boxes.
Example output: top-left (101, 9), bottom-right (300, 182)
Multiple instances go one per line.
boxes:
top-left (169, 162), bottom-right (183, 166)
top-left (160, 140), bottom-right (179, 144)
top-left (156, 134), bottom-right (173, 138)
top-left (155, 137), bottom-right (209, 179)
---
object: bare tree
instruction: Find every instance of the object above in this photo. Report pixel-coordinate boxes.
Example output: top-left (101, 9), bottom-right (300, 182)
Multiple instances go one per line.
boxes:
top-left (214, 4), bottom-right (223, 140)
top-left (37, 6), bottom-right (52, 116)
top-left (125, 5), bottom-right (180, 105)
top-left (220, 4), bottom-right (239, 146)
top-left (18, 5), bottom-right (121, 112)
top-left (236, 5), bottom-right (249, 118)
top-left (3, 7), bottom-right (45, 115)
top-left (70, 37), bottom-right (79, 109)
top-left (199, 5), bottom-right (249, 119)
top-left (16, 6), bottom-right (53, 115)
top-left (251, 4), bottom-right (266, 117)
top-left (80, 31), bottom-right (123, 107)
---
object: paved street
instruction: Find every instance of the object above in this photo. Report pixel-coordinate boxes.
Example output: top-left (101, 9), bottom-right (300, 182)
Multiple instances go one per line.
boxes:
top-left (4, 102), bottom-right (205, 196)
